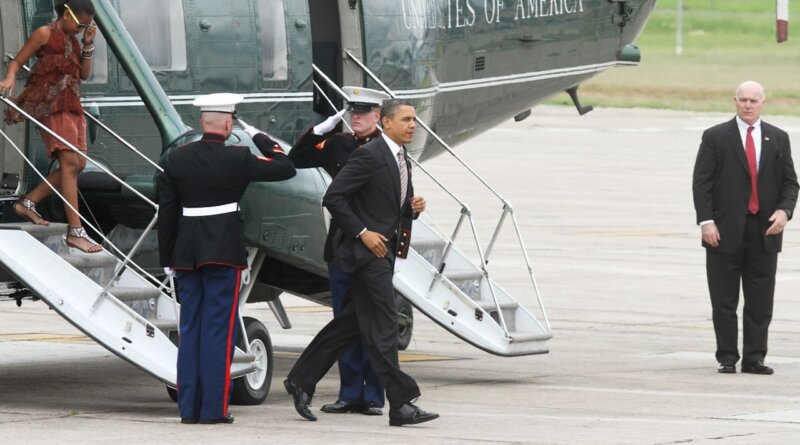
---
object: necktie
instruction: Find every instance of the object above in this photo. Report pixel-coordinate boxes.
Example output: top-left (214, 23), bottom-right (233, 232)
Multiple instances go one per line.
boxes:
top-left (397, 150), bottom-right (408, 206)
top-left (746, 126), bottom-right (759, 214)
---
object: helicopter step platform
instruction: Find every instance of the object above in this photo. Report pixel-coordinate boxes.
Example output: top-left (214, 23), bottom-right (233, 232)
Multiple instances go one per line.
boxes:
top-left (0, 224), bottom-right (258, 384)
top-left (394, 220), bottom-right (551, 357)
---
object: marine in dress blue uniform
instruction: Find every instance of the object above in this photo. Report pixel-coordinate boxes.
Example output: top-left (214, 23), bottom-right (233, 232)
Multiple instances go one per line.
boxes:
top-left (289, 86), bottom-right (389, 415)
top-left (157, 93), bottom-right (296, 424)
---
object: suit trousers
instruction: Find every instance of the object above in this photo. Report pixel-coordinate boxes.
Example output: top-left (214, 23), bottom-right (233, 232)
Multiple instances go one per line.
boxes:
top-left (176, 265), bottom-right (241, 420)
top-left (328, 265), bottom-right (385, 407)
top-left (706, 214), bottom-right (777, 365)
top-left (288, 257), bottom-right (421, 408)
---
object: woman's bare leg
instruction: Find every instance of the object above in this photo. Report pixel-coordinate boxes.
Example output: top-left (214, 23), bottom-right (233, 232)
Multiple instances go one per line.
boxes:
top-left (58, 149), bottom-right (100, 252)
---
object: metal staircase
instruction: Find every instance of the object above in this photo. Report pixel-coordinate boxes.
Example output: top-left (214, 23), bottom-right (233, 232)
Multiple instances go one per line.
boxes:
top-left (0, 223), bottom-right (259, 383)
top-left (311, 56), bottom-right (553, 356)
top-left (0, 93), bottom-right (262, 385)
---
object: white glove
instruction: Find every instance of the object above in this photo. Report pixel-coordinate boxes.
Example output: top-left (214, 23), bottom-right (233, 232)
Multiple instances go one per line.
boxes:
top-left (236, 118), bottom-right (262, 138)
top-left (163, 267), bottom-right (175, 278)
top-left (312, 108), bottom-right (347, 136)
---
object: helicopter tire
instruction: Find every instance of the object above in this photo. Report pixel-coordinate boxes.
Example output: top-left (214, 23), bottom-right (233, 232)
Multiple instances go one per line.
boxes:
top-left (396, 292), bottom-right (414, 351)
top-left (230, 316), bottom-right (273, 405)
top-left (166, 385), bottom-right (178, 402)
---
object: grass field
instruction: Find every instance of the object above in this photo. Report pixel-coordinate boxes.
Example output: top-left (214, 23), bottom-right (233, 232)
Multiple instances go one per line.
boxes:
top-left (547, 0), bottom-right (800, 116)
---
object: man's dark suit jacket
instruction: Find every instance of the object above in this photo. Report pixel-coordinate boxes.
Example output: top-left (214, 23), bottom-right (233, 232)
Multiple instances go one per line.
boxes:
top-left (289, 127), bottom-right (381, 262)
top-left (323, 136), bottom-right (414, 274)
top-left (693, 118), bottom-right (799, 255)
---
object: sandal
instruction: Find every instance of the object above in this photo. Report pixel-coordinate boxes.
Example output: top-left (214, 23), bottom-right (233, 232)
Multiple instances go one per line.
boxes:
top-left (14, 197), bottom-right (49, 226)
top-left (64, 226), bottom-right (102, 253)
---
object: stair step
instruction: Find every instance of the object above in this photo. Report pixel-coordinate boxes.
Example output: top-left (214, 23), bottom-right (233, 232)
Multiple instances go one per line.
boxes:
top-left (444, 270), bottom-right (483, 283)
top-left (61, 250), bottom-right (117, 269)
top-left (506, 331), bottom-right (550, 343)
top-left (0, 222), bottom-right (69, 240)
top-left (108, 285), bottom-right (161, 302)
top-left (149, 318), bottom-right (178, 331)
top-left (477, 300), bottom-right (519, 312)
top-left (412, 238), bottom-right (447, 251)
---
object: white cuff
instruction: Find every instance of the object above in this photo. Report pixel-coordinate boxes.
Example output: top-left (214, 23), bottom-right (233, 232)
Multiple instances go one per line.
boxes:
top-left (699, 220), bottom-right (714, 226)
top-left (357, 228), bottom-right (367, 238)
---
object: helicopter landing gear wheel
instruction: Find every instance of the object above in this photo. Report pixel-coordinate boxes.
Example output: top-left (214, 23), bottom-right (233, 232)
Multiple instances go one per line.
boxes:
top-left (230, 316), bottom-right (273, 405)
top-left (396, 292), bottom-right (414, 351)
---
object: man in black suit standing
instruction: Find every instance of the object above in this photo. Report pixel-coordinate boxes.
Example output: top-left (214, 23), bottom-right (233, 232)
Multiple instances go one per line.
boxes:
top-left (284, 99), bottom-right (439, 426)
top-left (693, 81), bottom-right (798, 375)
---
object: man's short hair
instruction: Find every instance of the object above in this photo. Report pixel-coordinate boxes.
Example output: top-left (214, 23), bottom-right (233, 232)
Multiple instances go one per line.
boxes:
top-left (380, 99), bottom-right (413, 121)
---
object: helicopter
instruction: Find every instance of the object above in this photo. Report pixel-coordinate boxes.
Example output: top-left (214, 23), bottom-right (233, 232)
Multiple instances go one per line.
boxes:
top-left (0, 0), bottom-right (655, 403)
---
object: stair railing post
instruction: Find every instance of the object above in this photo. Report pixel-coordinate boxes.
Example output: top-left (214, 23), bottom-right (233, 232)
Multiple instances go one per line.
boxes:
top-left (484, 202), bottom-right (512, 263)
top-left (465, 214), bottom-right (511, 336)
top-left (510, 211), bottom-right (550, 330)
top-left (93, 213), bottom-right (159, 311)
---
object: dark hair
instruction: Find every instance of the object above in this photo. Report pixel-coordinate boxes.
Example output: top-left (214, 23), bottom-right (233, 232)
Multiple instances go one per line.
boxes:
top-left (380, 99), bottom-right (413, 121)
top-left (54, 0), bottom-right (95, 18)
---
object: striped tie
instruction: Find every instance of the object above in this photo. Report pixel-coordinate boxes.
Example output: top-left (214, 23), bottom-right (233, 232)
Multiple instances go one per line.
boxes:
top-left (397, 150), bottom-right (408, 207)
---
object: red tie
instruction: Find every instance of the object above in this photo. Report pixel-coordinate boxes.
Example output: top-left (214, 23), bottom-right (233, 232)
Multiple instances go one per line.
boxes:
top-left (746, 126), bottom-right (759, 214)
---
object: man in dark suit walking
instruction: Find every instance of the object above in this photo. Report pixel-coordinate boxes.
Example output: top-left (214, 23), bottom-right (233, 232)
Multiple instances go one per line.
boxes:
top-left (284, 99), bottom-right (439, 426)
top-left (289, 86), bottom-right (390, 416)
top-left (693, 81), bottom-right (798, 375)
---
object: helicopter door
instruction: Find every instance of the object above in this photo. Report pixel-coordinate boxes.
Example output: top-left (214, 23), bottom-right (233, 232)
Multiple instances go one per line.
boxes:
top-left (0, 0), bottom-right (27, 199)
top-left (308, 0), bottom-right (342, 118)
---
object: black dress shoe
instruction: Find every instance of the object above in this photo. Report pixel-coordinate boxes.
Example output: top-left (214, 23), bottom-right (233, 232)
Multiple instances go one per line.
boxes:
top-left (362, 402), bottom-right (383, 416)
top-left (321, 400), bottom-right (362, 413)
top-left (388, 402), bottom-right (439, 426)
top-left (717, 362), bottom-right (736, 374)
top-left (198, 414), bottom-right (234, 424)
top-left (284, 378), bottom-right (317, 421)
top-left (180, 418), bottom-right (198, 424)
top-left (742, 362), bottom-right (774, 375)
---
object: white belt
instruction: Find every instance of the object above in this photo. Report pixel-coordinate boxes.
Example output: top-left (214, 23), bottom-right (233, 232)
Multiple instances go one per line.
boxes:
top-left (182, 202), bottom-right (239, 217)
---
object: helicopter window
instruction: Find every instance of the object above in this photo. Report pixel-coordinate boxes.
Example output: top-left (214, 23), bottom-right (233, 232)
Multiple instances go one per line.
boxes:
top-left (117, 0), bottom-right (187, 71)
top-left (84, 33), bottom-right (108, 84)
top-left (255, 0), bottom-right (288, 80)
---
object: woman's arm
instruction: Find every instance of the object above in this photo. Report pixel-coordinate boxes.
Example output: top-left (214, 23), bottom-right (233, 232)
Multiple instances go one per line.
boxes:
top-left (0, 26), bottom-right (50, 96)
top-left (79, 23), bottom-right (97, 81)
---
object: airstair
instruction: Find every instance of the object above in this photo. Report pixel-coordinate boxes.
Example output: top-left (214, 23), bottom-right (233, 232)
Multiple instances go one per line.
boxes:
top-left (311, 55), bottom-right (553, 356)
top-left (0, 95), bottom-right (262, 387)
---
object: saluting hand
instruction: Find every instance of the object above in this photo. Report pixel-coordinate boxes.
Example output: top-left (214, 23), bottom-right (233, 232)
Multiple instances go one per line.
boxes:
top-left (411, 196), bottom-right (426, 213)
top-left (766, 209), bottom-right (789, 236)
top-left (312, 108), bottom-right (346, 136)
top-left (701, 223), bottom-right (720, 248)
top-left (360, 230), bottom-right (388, 257)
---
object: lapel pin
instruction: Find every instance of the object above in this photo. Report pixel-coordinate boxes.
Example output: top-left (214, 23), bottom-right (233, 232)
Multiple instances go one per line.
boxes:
top-left (765, 137), bottom-right (770, 141)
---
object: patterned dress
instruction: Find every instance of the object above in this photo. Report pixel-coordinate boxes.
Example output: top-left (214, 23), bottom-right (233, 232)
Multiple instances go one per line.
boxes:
top-left (5, 22), bottom-right (86, 158)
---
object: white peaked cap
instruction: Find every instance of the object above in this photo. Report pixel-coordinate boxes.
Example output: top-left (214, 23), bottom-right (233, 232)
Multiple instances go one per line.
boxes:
top-left (342, 86), bottom-right (391, 112)
top-left (192, 93), bottom-right (244, 113)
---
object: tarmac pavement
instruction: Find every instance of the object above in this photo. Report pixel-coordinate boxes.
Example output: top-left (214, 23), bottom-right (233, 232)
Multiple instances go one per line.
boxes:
top-left (4, 106), bottom-right (800, 444)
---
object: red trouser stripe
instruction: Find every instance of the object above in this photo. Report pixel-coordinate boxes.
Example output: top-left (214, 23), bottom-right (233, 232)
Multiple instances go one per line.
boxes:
top-left (222, 269), bottom-right (241, 417)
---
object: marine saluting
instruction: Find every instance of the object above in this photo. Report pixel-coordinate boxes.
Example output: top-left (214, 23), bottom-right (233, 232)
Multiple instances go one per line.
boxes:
top-left (157, 93), bottom-right (296, 424)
